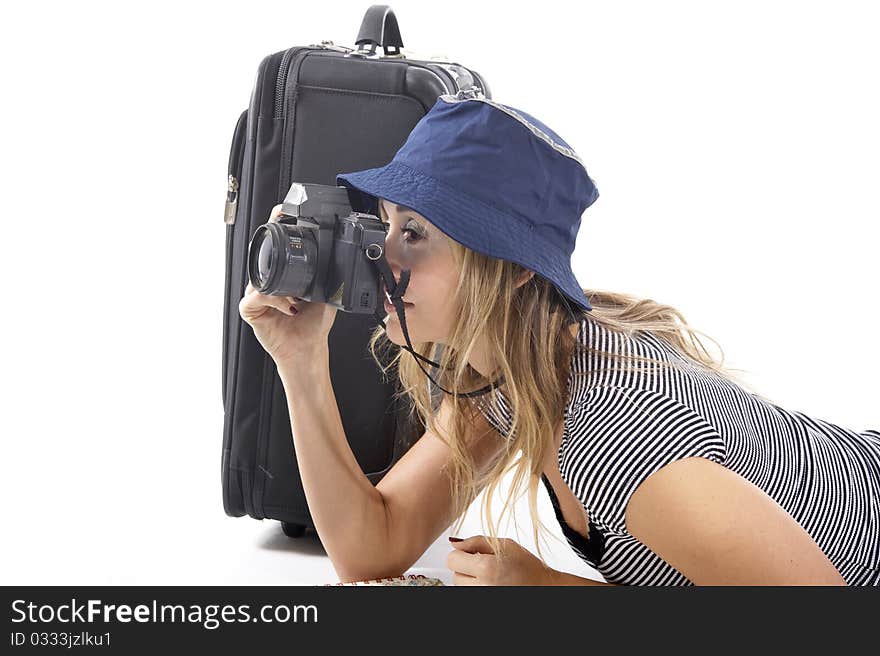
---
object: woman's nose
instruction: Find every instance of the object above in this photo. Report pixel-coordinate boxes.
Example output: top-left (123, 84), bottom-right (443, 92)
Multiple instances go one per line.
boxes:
top-left (382, 227), bottom-right (405, 266)
top-left (380, 232), bottom-right (405, 290)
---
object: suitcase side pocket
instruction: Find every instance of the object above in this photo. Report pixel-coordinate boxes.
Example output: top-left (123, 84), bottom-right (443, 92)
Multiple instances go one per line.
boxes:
top-left (223, 109), bottom-right (248, 408)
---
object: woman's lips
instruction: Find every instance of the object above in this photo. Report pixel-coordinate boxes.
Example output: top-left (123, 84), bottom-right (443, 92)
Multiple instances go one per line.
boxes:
top-left (384, 297), bottom-right (414, 311)
top-left (384, 290), bottom-right (413, 308)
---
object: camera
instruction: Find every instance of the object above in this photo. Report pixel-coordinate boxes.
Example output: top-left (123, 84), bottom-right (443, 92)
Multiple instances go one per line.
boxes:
top-left (247, 182), bottom-right (391, 314)
top-left (247, 182), bottom-right (503, 400)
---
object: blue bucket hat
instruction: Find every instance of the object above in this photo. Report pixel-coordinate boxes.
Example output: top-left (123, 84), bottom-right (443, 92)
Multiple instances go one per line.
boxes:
top-left (336, 93), bottom-right (599, 315)
top-left (335, 92), bottom-right (600, 398)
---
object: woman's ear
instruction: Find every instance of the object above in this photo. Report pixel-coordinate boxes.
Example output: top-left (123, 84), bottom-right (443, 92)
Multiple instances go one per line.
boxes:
top-left (515, 269), bottom-right (535, 290)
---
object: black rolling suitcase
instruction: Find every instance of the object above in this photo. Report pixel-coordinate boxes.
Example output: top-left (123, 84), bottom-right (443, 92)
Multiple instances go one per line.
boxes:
top-left (221, 5), bottom-right (491, 538)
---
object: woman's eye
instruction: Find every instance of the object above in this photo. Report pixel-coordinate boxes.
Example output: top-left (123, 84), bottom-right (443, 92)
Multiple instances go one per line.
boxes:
top-left (381, 218), bottom-right (422, 243)
top-left (401, 227), bottom-right (422, 243)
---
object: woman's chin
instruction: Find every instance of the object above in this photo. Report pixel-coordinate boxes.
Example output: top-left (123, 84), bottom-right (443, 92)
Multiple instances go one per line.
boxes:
top-left (384, 312), bottom-right (417, 344)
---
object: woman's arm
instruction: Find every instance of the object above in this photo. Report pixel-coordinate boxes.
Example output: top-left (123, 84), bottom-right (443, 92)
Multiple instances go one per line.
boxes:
top-left (277, 348), bottom-right (392, 581)
top-left (625, 456), bottom-right (848, 585)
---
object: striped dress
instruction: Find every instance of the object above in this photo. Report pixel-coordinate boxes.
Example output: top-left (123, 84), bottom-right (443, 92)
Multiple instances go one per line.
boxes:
top-left (470, 316), bottom-right (880, 585)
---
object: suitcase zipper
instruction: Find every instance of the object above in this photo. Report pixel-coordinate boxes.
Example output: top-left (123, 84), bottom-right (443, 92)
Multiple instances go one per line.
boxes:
top-left (255, 46), bottom-right (320, 518)
top-left (277, 47), bottom-right (319, 193)
top-left (278, 42), bottom-right (464, 122)
top-left (224, 109), bottom-right (247, 225)
top-left (274, 46), bottom-right (324, 119)
top-left (310, 40), bottom-right (354, 53)
top-left (252, 45), bottom-right (321, 520)
top-left (223, 109), bottom-right (248, 409)
top-left (274, 41), bottom-right (356, 117)
top-left (224, 175), bottom-right (239, 225)
top-left (274, 48), bottom-right (299, 119)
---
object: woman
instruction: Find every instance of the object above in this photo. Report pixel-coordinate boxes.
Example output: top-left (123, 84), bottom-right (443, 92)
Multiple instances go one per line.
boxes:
top-left (240, 94), bottom-right (880, 586)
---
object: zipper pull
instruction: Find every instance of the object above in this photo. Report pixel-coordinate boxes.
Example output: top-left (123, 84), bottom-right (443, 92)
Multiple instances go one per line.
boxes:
top-left (224, 174), bottom-right (239, 225)
top-left (453, 86), bottom-right (484, 101)
top-left (310, 40), bottom-right (354, 53)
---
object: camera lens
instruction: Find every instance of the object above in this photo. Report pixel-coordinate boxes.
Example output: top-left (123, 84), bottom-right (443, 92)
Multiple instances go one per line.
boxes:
top-left (256, 232), bottom-right (274, 285)
top-left (247, 222), bottom-right (317, 298)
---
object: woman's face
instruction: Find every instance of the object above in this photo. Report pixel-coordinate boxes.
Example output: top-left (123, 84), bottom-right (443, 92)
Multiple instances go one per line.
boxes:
top-left (377, 197), bottom-right (460, 345)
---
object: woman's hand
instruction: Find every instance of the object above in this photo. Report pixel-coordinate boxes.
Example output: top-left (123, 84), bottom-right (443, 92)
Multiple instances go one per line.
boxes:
top-left (238, 204), bottom-right (338, 364)
top-left (446, 535), bottom-right (557, 586)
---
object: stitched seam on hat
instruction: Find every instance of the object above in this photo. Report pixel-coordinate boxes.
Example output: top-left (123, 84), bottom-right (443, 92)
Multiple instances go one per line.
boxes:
top-left (391, 161), bottom-right (536, 232)
top-left (439, 94), bottom-right (586, 168)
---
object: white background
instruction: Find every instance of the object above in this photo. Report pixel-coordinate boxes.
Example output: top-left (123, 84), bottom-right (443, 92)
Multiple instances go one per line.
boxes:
top-left (1, 0), bottom-right (877, 585)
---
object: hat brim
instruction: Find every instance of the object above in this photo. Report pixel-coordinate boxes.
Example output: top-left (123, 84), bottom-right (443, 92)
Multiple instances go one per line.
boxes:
top-left (337, 161), bottom-right (592, 313)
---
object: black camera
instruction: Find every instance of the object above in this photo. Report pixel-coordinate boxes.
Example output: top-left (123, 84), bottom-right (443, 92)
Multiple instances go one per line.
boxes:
top-left (247, 182), bottom-right (504, 400)
top-left (247, 182), bottom-right (391, 314)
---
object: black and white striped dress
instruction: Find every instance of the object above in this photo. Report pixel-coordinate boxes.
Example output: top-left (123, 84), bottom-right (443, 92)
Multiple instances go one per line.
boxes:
top-left (470, 316), bottom-right (880, 585)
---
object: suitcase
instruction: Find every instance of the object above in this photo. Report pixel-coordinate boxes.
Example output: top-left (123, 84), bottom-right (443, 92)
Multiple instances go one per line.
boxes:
top-left (221, 4), bottom-right (492, 538)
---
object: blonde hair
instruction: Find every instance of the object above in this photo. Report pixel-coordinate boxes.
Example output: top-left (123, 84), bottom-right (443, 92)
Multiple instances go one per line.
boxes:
top-left (367, 203), bottom-right (761, 573)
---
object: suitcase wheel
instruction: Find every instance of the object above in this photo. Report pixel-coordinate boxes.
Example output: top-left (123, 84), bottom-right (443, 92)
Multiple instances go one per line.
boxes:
top-left (281, 521), bottom-right (307, 538)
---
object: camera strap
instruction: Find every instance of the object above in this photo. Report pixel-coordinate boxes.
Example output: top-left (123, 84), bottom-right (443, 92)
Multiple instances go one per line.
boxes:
top-left (369, 254), bottom-right (504, 399)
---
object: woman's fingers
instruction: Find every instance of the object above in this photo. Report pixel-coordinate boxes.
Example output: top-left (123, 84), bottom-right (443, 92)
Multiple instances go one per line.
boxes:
top-left (446, 549), bottom-right (489, 579)
top-left (268, 204), bottom-right (284, 223)
top-left (244, 277), bottom-right (300, 310)
top-left (240, 285), bottom-right (297, 319)
top-left (452, 572), bottom-right (480, 586)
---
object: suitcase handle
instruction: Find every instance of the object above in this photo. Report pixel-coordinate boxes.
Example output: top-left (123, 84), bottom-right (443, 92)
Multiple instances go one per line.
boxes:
top-left (354, 4), bottom-right (404, 56)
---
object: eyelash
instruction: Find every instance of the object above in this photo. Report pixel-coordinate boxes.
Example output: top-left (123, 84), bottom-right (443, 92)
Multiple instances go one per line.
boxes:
top-left (380, 214), bottom-right (422, 243)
